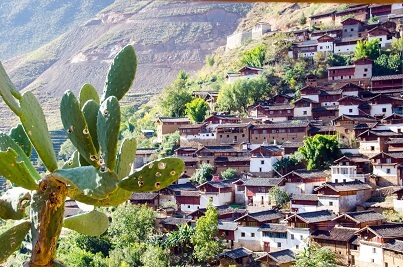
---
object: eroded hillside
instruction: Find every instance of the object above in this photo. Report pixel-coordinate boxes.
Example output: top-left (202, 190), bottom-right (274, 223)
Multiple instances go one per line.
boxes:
top-left (0, 1), bottom-right (252, 131)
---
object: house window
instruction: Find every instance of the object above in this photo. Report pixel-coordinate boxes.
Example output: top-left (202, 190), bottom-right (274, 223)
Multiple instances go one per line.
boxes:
top-left (291, 234), bottom-right (294, 240)
top-left (329, 201), bottom-right (333, 206)
top-left (188, 205), bottom-right (191, 208)
top-left (370, 146), bottom-right (375, 151)
top-left (227, 135), bottom-right (229, 138)
top-left (220, 135), bottom-right (222, 138)
top-left (287, 110), bottom-right (291, 114)
top-left (364, 68), bottom-right (368, 72)
top-left (251, 233), bottom-right (255, 238)
top-left (387, 169), bottom-right (391, 174)
top-left (363, 74), bottom-right (367, 77)
top-left (373, 248), bottom-right (376, 253)
top-left (263, 130), bottom-right (267, 134)
top-left (349, 109), bottom-right (353, 113)
top-left (296, 245), bottom-right (299, 249)
top-left (261, 160), bottom-right (264, 165)
top-left (241, 232), bottom-right (245, 237)
top-left (207, 160), bottom-right (210, 164)
top-left (300, 235), bottom-right (303, 240)
top-left (335, 179), bottom-right (338, 183)
top-left (303, 111), bottom-right (307, 115)
top-left (386, 158), bottom-right (392, 163)
top-left (242, 134), bottom-right (245, 137)
top-left (270, 111), bottom-right (274, 114)
top-left (382, 108), bottom-right (387, 112)
top-left (277, 242), bottom-right (281, 248)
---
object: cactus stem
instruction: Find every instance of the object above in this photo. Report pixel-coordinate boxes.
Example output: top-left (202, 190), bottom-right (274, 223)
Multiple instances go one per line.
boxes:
top-left (28, 175), bottom-right (67, 266)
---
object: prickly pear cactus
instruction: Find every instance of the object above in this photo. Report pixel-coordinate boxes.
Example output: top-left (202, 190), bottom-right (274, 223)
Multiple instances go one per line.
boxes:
top-left (0, 45), bottom-right (184, 266)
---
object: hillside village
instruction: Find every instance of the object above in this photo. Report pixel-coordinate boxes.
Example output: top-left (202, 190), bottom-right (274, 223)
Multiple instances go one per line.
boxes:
top-left (120, 4), bottom-right (403, 267)
top-left (2, 2), bottom-right (402, 267)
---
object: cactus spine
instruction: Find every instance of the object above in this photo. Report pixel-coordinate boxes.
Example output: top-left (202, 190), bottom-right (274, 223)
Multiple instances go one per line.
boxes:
top-left (0, 45), bottom-right (184, 266)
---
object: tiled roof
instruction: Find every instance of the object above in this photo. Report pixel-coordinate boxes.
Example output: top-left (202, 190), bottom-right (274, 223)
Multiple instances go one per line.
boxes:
top-left (266, 249), bottom-right (295, 264)
top-left (328, 65), bottom-right (355, 70)
top-left (291, 193), bottom-right (318, 201)
top-left (130, 193), bottom-right (159, 201)
top-left (235, 209), bottom-right (284, 223)
top-left (258, 223), bottom-right (288, 233)
top-left (334, 154), bottom-right (371, 163)
top-left (281, 141), bottom-right (303, 148)
top-left (333, 114), bottom-right (377, 122)
top-left (243, 178), bottom-right (284, 187)
top-left (383, 239), bottom-right (403, 252)
top-left (384, 152), bottom-right (403, 159)
top-left (334, 210), bottom-right (385, 223)
top-left (168, 182), bottom-right (198, 192)
top-left (252, 121), bottom-right (310, 129)
top-left (308, 125), bottom-right (336, 134)
top-left (311, 106), bottom-right (339, 112)
top-left (353, 122), bottom-right (378, 130)
top-left (371, 74), bottom-right (403, 81)
top-left (294, 97), bottom-right (319, 104)
top-left (218, 247), bottom-right (253, 259)
top-left (215, 123), bottom-right (250, 129)
top-left (179, 124), bottom-right (205, 129)
top-left (284, 169), bottom-right (328, 179)
top-left (199, 180), bottom-right (235, 189)
top-left (157, 117), bottom-right (190, 123)
top-left (358, 130), bottom-right (402, 137)
top-left (198, 146), bottom-right (239, 153)
top-left (386, 138), bottom-right (403, 144)
top-left (312, 227), bottom-right (357, 242)
top-left (291, 210), bottom-right (337, 224)
top-left (320, 89), bottom-right (343, 95)
top-left (315, 181), bottom-right (372, 192)
top-left (218, 221), bottom-right (238, 231)
top-left (215, 156), bottom-right (251, 162)
top-left (177, 156), bottom-right (198, 163)
top-left (256, 104), bottom-right (294, 110)
top-left (366, 223), bottom-right (403, 238)
top-left (180, 191), bottom-right (200, 196)
top-left (160, 217), bottom-right (191, 226)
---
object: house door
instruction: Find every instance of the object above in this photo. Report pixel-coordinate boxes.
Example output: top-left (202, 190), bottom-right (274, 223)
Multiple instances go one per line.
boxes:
top-left (263, 242), bottom-right (270, 252)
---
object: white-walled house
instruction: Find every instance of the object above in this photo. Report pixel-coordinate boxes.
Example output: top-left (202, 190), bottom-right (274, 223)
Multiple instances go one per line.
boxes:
top-left (250, 145), bottom-right (283, 173)
top-left (337, 95), bottom-right (366, 116)
top-left (370, 152), bottom-right (403, 186)
top-left (242, 178), bottom-right (286, 207)
top-left (234, 209), bottom-right (285, 250)
top-left (290, 194), bottom-right (319, 213)
top-left (293, 98), bottom-right (319, 118)
top-left (330, 165), bottom-right (366, 183)
top-left (258, 223), bottom-right (289, 252)
top-left (283, 169), bottom-right (328, 194)
top-left (226, 66), bottom-right (263, 83)
top-left (284, 210), bottom-right (337, 251)
top-left (315, 181), bottom-right (372, 213)
top-left (198, 180), bottom-right (235, 208)
top-left (367, 26), bottom-right (394, 48)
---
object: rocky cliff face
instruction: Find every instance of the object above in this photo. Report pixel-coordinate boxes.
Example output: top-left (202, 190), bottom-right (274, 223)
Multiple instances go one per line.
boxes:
top-left (0, 1), bottom-right (252, 131)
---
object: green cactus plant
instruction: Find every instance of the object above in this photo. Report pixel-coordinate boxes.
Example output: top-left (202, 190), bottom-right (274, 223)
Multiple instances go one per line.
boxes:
top-left (0, 45), bottom-right (184, 266)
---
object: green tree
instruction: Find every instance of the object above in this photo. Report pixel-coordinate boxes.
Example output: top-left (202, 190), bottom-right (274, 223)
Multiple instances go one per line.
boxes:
top-left (163, 224), bottom-right (195, 265)
top-left (159, 71), bottom-right (192, 117)
top-left (191, 163), bottom-right (214, 185)
top-left (185, 98), bottom-right (209, 123)
top-left (374, 53), bottom-right (403, 75)
top-left (295, 242), bottom-right (337, 267)
top-left (368, 15), bottom-right (379, 24)
top-left (108, 204), bottom-right (156, 247)
top-left (354, 39), bottom-right (380, 61)
top-left (158, 131), bottom-right (180, 157)
top-left (191, 203), bottom-right (224, 263)
top-left (273, 156), bottom-right (301, 176)
top-left (391, 37), bottom-right (403, 56)
top-left (107, 243), bottom-right (146, 267)
top-left (298, 135), bottom-right (341, 170)
top-left (268, 185), bottom-right (290, 209)
top-left (141, 245), bottom-right (169, 267)
top-left (241, 44), bottom-right (266, 67)
top-left (220, 168), bottom-right (238, 180)
top-left (298, 12), bottom-right (307, 25)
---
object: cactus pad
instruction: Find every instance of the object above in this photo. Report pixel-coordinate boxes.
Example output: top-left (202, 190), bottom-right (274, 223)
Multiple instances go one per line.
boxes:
top-left (68, 186), bottom-right (132, 207)
top-left (0, 220), bottom-right (31, 263)
top-left (0, 148), bottom-right (38, 190)
top-left (101, 45), bottom-right (137, 102)
top-left (63, 210), bottom-right (109, 236)
top-left (60, 91), bottom-right (99, 168)
top-left (54, 166), bottom-right (118, 200)
top-left (9, 124), bottom-right (32, 157)
top-left (97, 96), bottom-right (120, 171)
top-left (116, 137), bottom-right (137, 180)
top-left (0, 187), bottom-right (31, 220)
top-left (79, 83), bottom-right (100, 108)
top-left (0, 133), bottom-right (40, 181)
top-left (62, 150), bottom-right (79, 169)
top-left (82, 99), bottom-right (100, 153)
top-left (118, 158), bottom-right (184, 192)
top-left (19, 91), bottom-right (58, 172)
top-left (0, 62), bottom-right (22, 116)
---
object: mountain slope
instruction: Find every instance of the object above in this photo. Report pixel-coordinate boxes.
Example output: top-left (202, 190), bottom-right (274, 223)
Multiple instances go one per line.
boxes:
top-left (0, 0), bottom-right (114, 60)
top-left (0, 1), bottom-right (252, 131)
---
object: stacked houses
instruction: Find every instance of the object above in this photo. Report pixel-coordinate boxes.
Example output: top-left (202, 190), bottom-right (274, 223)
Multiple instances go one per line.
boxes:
top-left (126, 4), bottom-right (403, 267)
